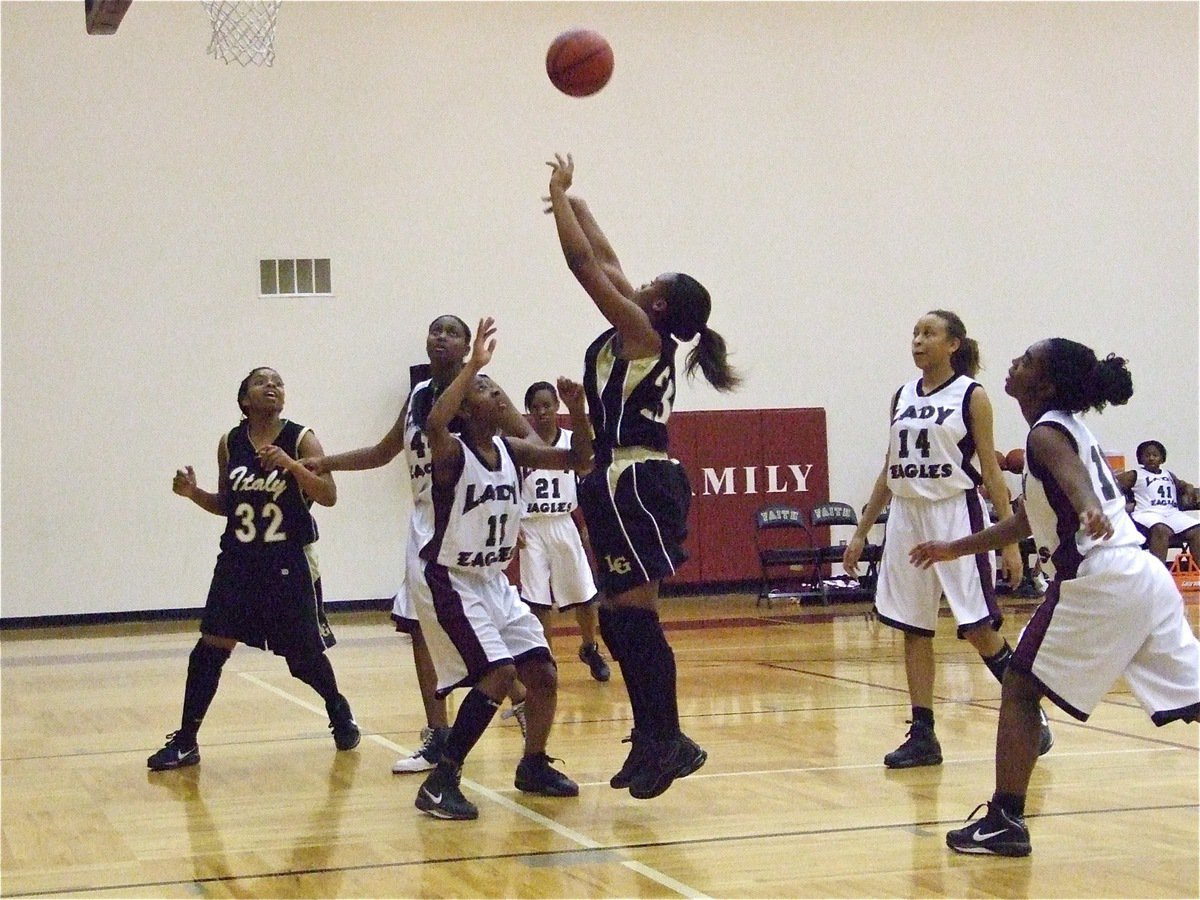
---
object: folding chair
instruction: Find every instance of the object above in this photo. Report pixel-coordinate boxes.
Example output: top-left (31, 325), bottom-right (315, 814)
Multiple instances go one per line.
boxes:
top-left (810, 501), bottom-right (881, 603)
top-left (753, 504), bottom-right (822, 606)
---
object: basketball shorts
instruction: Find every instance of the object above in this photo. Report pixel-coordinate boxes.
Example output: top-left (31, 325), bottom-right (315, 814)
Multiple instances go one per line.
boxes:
top-left (1012, 546), bottom-right (1200, 724)
top-left (578, 454), bottom-right (691, 597)
top-left (414, 561), bottom-right (553, 698)
top-left (519, 514), bottom-right (598, 611)
top-left (874, 491), bottom-right (1000, 637)
top-left (390, 527), bottom-right (423, 634)
top-left (201, 544), bottom-right (336, 657)
top-left (1132, 507), bottom-right (1200, 537)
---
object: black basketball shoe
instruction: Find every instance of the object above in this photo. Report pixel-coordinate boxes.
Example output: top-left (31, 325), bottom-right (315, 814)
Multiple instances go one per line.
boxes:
top-left (946, 801), bottom-right (1032, 857)
top-left (327, 695), bottom-right (361, 751)
top-left (628, 733), bottom-right (707, 800)
top-left (609, 729), bottom-right (650, 789)
top-left (514, 752), bottom-right (579, 797)
top-left (884, 720), bottom-right (942, 769)
top-left (147, 732), bottom-right (200, 771)
top-left (415, 764), bottom-right (478, 821)
top-left (578, 642), bottom-right (611, 682)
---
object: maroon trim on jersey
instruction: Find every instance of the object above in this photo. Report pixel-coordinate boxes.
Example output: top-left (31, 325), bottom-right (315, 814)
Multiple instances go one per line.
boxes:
top-left (1030, 422), bottom-right (1086, 579)
top-left (1009, 581), bottom-right (1088, 721)
top-left (874, 609), bottom-right (936, 638)
top-left (1151, 702), bottom-right (1200, 726)
top-left (958, 487), bottom-right (1003, 637)
top-left (420, 450), bottom-right (465, 564)
top-left (957, 381), bottom-right (981, 486)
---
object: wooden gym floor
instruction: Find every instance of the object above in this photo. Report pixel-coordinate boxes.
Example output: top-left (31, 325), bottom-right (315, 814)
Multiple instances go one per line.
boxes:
top-left (1, 592), bottom-right (1197, 899)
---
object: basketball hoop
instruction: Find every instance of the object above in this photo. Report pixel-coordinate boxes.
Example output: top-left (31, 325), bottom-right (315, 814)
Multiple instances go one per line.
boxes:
top-left (203, 0), bottom-right (281, 67)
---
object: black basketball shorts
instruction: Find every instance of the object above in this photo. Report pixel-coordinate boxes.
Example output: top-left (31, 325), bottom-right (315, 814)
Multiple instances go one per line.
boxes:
top-left (578, 454), bottom-right (691, 596)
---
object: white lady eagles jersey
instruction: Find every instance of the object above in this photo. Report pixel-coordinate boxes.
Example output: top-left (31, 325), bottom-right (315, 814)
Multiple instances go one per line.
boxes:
top-left (1130, 466), bottom-right (1180, 513)
top-left (520, 428), bottom-right (579, 519)
top-left (1022, 410), bottom-right (1142, 579)
top-left (419, 435), bottom-right (522, 576)
top-left (886, 374), bottom-right (981, 500)
top-left (403, 379), bottom-right (438, 505)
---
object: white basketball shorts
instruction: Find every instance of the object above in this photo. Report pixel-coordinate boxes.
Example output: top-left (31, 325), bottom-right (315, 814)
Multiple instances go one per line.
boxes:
top-left (518, 514), bottom-right (597, 611)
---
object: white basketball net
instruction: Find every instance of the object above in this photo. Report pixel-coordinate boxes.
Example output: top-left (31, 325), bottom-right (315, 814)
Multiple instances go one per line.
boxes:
top-left (203, 1), bottom-right (281, 67)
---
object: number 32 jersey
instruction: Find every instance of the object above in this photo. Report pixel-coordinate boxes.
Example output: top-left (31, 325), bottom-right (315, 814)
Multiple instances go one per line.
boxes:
top-left (419, 435), bottom-right (522, 576)
top-left (886, 374), bottom-right (980, 501)
top-left (219, 419), bottom-right (317, 553)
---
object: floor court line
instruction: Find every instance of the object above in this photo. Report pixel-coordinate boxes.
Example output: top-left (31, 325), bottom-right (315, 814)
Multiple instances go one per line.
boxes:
top-left (237, 672), bottom-right (712, 900)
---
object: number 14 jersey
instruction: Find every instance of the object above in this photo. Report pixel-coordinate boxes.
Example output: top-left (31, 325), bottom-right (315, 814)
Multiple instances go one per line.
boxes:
top-left (886, 374), bottom-right (980, 501)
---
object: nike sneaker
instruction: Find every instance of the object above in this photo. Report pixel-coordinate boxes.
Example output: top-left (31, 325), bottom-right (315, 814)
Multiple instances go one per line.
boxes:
top-left (946, 801), bottom-right (1031, 856)
top-left (147, 731), bottom-right (200, 771)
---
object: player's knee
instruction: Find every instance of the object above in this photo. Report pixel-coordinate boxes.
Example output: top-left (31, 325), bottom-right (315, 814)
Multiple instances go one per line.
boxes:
top-left (285, 653), bottom-right (318, 680)
top-left (1000, 667), bottom-right (1040, 705)
top-left (191, 638), bottom-right (231, 671)
top-left (517, 657), bottom-right (558, 694)
top-left (479, 663), bottom-right (518, 698)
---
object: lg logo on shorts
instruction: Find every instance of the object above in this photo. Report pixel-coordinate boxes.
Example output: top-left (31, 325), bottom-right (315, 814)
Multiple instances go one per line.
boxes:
top-left (604, 554), bottom-right (632, 575)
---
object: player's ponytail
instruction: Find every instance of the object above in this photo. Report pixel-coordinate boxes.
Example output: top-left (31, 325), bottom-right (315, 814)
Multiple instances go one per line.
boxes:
top-left (1043, 338), bottom-right (1134, 413)
top-left (666, 273), bottom-right (741, 392)
top-left (684, 327), bottom-right (741, 392)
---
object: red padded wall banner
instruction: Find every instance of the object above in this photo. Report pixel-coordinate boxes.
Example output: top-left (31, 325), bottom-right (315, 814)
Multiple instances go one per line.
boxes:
top-left (506, 408), bottom-right (829, 591)
top-left (669, 408), bottom-right (828, 586)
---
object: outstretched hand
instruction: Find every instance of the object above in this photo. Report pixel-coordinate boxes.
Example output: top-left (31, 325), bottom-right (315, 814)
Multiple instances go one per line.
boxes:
top-left (546, 153), bottom-right (574, 197)
top-left (470, 317), bottom-right (497, 371)
top-left (172, 465), bottom-right (197, 498)
top-left (557, 376), bottom-right (585, 411)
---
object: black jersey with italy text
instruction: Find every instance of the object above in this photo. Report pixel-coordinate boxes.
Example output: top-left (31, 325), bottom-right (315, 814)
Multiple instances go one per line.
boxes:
top-left (583, 327), bottom-right (677, 464)
top-left (219, 419), bottom-right (318, 553)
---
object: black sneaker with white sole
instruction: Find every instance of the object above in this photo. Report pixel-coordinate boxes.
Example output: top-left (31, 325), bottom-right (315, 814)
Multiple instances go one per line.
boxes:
top-left (415, 764), bottom-right (478, 820)
top-left (327, 695), bottom-right (361, 751)
top-left (946, 801), bottom-right (1032, 856)
top-left (147, 731), bottom-right (200, 771)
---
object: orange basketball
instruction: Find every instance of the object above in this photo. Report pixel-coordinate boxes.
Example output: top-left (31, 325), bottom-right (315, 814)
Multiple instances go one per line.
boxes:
top-left (1005, 448), bottom-right (1026, 472)
top-left (994, 450), bottom-right (1007, 472)
top-left (546, 29), bottom-right (614, 97)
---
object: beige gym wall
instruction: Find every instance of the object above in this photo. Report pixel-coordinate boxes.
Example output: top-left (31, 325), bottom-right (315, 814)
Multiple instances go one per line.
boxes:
top-left (2, 1), bottom-right (1195, 617)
